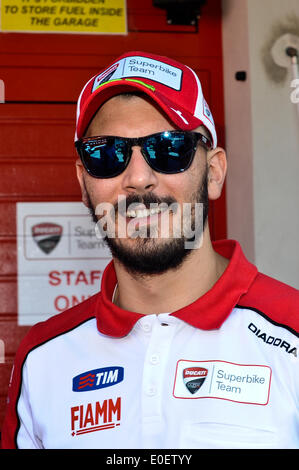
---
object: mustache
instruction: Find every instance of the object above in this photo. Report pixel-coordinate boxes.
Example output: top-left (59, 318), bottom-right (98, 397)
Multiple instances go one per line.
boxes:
top-left (114, 192), bottom-right (178, 215)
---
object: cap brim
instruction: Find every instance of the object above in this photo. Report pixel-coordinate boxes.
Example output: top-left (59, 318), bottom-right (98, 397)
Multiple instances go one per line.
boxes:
top-left (76, 79), bottom-right (205, 140)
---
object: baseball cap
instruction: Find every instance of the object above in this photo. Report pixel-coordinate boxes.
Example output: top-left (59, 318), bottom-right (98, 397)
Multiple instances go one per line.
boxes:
top-left (75, 51), bottom-right (217, 149)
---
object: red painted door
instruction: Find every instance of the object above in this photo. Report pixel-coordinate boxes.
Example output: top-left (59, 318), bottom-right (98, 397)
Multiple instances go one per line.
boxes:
top-left (0, 0), bottom-right (225, 438)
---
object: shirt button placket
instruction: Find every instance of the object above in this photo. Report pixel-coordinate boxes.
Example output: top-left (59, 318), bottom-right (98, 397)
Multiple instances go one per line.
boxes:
top-left (141, 316), bottom-right (176, 448)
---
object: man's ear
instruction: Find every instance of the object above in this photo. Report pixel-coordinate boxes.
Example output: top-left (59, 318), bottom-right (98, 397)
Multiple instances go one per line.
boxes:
top-left (75, 159), bottom-right (89, 207)
top-left (207, 148), bottom-right (227, 201)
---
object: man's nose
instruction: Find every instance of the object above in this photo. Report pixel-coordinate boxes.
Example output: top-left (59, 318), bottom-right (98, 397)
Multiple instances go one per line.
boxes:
top-left (121, 146), bottom-right (159, 194)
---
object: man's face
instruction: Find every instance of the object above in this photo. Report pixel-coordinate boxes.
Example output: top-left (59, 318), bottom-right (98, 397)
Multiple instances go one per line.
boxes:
top-left (76, 94), bottom-right (210, 275)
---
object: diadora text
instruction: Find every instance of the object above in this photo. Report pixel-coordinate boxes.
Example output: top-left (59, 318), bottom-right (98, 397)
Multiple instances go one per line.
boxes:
top-left (248, 323), bottom-right (297, 357)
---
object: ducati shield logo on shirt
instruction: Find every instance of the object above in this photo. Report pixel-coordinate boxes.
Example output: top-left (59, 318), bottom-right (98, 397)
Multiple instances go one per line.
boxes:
top-left (31, 222), bottom-right (63, 254)
top-left (174, 360), bottom-right (272, 404)
top-left (183, 367), bottom-right (208, 394)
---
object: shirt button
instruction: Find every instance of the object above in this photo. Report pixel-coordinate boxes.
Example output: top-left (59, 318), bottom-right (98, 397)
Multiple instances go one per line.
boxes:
top-left (142, 323), bottom-right (151, 332)
top-left (150, 354), bottom-right (160, 365)
top-left (146, 386), bottom-right (157, 397)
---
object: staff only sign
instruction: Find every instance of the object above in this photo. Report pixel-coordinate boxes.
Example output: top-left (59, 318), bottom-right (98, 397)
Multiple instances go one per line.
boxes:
top-left (0, 0), bottom-right (127, 35)
top-left (17, 202), bottom-right (112, 326)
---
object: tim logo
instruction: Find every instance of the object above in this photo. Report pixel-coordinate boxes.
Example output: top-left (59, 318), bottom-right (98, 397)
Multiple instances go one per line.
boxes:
top-left (73, 366), bottom-right (124, 392)
top-left (183, 367), bottom-right (208, 394)
top-left (32, 222), bottom-right (63, 254)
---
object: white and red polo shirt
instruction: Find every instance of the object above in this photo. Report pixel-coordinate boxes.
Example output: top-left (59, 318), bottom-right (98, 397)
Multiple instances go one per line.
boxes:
top-left (1, 240), bottom-right (299, 449)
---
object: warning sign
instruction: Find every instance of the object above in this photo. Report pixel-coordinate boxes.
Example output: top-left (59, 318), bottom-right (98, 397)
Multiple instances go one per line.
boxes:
top-left (0, 0), bottom-right (127, 35)
top-left (17, 202), bottom-right (112, 326)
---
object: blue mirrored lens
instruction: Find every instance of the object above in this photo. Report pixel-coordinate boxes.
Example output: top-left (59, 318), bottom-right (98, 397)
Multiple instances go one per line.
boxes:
top-left (82, 138), bottom-right (127, 177)
top-left (144, 133), bottom-right (194, 173)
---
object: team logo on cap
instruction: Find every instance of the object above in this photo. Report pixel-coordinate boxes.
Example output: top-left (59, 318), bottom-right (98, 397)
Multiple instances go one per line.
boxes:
top-left (31, 222), bottom-right (63, 254)
top-left (183, 367), bottom-right (208, 394)
top-left (203, 99), bottom-right (215, 125)
top-left (92, 63), bottom-right (120, 92)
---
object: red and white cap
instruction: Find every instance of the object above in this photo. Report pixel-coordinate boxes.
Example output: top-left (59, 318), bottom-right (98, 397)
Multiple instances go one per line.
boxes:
top-left (75, 51), bottom-right (217, 149)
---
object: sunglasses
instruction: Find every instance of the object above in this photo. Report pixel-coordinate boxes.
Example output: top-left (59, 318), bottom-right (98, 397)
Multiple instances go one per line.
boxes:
top-left (75, 130), bottom-right (212, 179)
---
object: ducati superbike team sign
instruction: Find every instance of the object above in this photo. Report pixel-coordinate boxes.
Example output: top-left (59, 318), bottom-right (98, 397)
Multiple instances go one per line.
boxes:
top-left (17, 202), bottom-right (112, 325)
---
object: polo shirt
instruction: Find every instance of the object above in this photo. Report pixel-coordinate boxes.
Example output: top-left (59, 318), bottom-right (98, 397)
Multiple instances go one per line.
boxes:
top-left (1, 240), bottom-right (299, 449)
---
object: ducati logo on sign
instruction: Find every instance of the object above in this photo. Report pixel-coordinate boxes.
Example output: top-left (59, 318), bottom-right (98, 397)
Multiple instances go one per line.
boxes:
top-left (32, 223), bottom-right (63, 254)
top-left (183, 367), bottom-right (208, 394)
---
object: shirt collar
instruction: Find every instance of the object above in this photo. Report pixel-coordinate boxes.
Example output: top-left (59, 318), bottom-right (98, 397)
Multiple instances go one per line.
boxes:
top-left (95, 239), bottom-right (258, 337)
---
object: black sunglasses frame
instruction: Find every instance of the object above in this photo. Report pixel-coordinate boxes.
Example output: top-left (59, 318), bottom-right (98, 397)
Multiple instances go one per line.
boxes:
top-left (75, 131), bottom-right (212, 179)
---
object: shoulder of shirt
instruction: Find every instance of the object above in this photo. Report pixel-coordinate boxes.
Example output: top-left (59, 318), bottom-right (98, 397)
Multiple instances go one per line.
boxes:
top-left (237, 271), bottom-right (299, 335)
top-left (16, 292), bottom-right (101, 359)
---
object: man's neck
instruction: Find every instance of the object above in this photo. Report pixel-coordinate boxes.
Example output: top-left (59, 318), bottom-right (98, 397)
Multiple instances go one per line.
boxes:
top-left (112, 230), bottom-right (229, 315)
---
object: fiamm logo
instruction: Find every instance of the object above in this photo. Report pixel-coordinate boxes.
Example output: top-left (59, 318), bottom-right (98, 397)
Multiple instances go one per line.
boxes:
top-left (73, 366), bottom-right (124, 392)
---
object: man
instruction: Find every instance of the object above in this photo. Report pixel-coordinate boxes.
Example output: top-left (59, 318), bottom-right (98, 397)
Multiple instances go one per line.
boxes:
top-left (2, 51), bottom-right (299, 449)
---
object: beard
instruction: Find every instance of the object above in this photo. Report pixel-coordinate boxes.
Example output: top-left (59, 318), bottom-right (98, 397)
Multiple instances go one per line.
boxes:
top-left (85, 166), bottom-right (209, 276)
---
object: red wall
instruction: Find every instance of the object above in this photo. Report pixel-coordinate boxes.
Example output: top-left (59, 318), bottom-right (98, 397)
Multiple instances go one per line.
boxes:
top-left (0, 0), bottom-right (226, 436)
